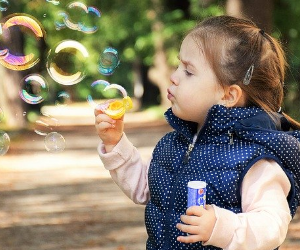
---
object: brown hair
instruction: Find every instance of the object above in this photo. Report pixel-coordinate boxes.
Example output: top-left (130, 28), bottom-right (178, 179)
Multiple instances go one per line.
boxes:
top-left (189, 15), bottom-right (300, 130)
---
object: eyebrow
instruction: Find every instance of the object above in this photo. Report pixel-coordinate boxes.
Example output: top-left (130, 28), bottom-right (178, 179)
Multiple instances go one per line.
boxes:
top-left (177, 55), bottom-right (196, 69)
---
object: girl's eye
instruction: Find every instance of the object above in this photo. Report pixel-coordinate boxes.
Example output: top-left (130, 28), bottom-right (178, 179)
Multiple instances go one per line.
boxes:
top-left (184, 69), bottom-right (193, 76)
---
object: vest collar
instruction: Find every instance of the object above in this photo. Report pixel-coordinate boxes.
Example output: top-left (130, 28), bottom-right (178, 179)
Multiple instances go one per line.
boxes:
top-left (165, 105), bottom-right (283, 142)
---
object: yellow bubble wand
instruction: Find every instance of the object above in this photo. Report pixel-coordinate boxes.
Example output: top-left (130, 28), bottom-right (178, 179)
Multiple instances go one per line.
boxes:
top-left (95, 84), bottom-right (133, 119)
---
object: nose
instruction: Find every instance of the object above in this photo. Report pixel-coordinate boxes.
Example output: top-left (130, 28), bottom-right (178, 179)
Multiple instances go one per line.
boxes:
top-left (170, 70), bottom-right (179, 86)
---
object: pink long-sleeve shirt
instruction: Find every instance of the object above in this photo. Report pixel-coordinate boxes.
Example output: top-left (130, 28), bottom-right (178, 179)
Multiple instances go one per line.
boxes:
top-left (98, 133), bottom-right (292, 250)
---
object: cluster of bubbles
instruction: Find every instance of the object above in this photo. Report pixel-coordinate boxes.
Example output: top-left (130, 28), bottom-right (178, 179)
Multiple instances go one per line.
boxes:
top-left (55, 2), bottom-right (101, 34)
top-left (0, 1), bottom-right (122, 155)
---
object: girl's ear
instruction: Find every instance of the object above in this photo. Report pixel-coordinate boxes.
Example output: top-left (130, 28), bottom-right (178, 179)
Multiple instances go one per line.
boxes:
top-left (221, 84), bottom-right (246, 107)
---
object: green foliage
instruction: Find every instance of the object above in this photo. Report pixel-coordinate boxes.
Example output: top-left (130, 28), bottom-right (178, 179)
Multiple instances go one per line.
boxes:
top-left (274, 0), bottom-right (300, 120)
top-left (5, 0), bottom-right (300, 122)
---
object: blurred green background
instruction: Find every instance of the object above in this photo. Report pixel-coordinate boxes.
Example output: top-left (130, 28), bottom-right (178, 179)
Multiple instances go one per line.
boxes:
top-left (0, 0), bottom-right (300, 130)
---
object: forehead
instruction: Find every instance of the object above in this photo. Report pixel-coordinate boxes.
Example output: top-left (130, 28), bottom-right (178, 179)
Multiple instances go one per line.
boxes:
top-left (179, 35), bottom-right (205, 64)
top-left (180, 35), bottom-right (203, 57)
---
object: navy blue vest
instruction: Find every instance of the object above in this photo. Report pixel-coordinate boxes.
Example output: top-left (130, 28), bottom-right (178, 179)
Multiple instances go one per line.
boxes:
top-left (145, 105), bottom-right (300, 250)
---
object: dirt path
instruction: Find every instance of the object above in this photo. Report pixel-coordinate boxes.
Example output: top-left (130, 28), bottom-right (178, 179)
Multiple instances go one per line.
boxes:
top-left (0, 118), bottom-right (300, 249)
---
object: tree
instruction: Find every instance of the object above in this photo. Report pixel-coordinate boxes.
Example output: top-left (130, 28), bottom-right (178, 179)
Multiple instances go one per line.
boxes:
top-left (226, 0), bottom-right (273, 32)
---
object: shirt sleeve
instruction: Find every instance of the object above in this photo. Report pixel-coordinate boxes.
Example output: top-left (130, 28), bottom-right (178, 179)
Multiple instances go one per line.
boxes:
top-left (97, 133), bottom-right (150, 205)
top-left (203, 159), bottom-right (292, 250)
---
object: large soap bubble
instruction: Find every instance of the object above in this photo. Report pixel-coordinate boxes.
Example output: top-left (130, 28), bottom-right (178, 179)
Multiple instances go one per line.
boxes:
top-left (0, 14), bottom-right (45, 70)
top-left (46, 40), bottom-right (89, 85)
top-left (0, 130), bottom-right (10, 156)
top-left (19, 74), bottom-right (49, 104)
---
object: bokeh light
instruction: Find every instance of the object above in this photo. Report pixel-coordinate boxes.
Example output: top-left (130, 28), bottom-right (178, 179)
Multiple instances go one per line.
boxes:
top-left (0, 107), bottom-right (4, 122)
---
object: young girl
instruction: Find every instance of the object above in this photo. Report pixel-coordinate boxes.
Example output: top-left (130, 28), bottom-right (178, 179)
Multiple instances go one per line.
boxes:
top-left (94, 15), bottom-right (300, 250)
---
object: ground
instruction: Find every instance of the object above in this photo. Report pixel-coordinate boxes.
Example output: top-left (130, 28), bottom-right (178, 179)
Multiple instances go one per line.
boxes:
top-left (0, 108), bottom-right (299, 250)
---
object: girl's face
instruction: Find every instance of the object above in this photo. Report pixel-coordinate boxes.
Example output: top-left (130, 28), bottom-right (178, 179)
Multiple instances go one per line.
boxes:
top-left (168, 35), bottom-right (225, 127)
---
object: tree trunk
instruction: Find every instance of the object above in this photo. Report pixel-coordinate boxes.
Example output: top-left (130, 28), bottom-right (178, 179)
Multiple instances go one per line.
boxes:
top-left (147, 0), bottom-right (171, 109)
top-left (0, 16), bottom-right (26, 130)
top-left (226, 0), bottom-right (273, 33)
top-left (0, 67), bottom-right (26, 130)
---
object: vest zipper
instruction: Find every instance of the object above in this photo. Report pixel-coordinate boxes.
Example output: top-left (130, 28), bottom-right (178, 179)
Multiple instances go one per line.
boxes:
top-left (228, 130), bottom-right (234, 145)
top-left (183, 132), bottom-right (199, 164)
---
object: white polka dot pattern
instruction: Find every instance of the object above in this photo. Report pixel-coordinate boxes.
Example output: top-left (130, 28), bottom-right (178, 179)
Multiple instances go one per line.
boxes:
top-left (145, 105), bottom-right (300, 250)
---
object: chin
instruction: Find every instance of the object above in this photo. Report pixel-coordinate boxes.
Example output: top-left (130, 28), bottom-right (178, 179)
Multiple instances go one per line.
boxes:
top-left (171, 107), bottom-right (184, 120)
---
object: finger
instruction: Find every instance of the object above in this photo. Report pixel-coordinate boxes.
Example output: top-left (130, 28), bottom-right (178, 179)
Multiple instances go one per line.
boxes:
top-left (180, 214), bottom-right (200, 226)
top-left (186, 205), bottom-right (206, 216)
top-left (96, 120), bottom-right (115, 130)
top-left (177, 233), bottom-right (201, 243)
top-left (176, 223), bottom-right (201, 234)
top-left (95, 113), bottom-right (116, 125)
top-left (94, 105), bottom-right (105, 116)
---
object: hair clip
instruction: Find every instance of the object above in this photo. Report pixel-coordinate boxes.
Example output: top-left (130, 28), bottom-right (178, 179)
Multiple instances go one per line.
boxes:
top-left (259, 29), bottom-right (265, 35)
top-left (243, 64), bottom-right (254, 85)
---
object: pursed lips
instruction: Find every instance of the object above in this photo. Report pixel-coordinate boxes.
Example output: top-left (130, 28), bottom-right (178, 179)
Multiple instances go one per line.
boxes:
top-left (167, 89), bottom-right (174, 100)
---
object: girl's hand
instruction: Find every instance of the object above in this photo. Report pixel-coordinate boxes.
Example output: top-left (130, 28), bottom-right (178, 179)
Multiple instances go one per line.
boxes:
top-left (94, 105), bottom-right (124, 152)
top-left (176, 205), bottom-right (216, 243)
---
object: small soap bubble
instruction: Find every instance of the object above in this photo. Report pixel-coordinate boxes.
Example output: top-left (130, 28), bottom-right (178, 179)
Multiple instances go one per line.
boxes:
top-left (55, 91), bottom-right (71, 106)
top-left (64, 2), bottom-right (101, 34)
top-left (0, 130), bottom-right (10, 156)
top-left (44, 132), bottom-right (65, 153)
top-left (98, 47), bottom-right (120, 76)
top-left (0, 0), bottom-right (9, 11)
top-left (55, 12), bottom-right (68, 30)
top-left (34, 113), bottom-right (59, 136)
top-left (46, 40), bottom-right (89, 85)
top-left (46, 0), bottom-right (60, 5)
top-left (87, 80), bottom-right (115, 108)
top-left (19, 74), bottom-right (49, 104)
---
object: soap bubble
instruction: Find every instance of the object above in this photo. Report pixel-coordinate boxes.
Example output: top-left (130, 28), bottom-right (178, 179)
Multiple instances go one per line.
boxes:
top-left (46, 40), bottom-right (89, 85)
top-left (44, 132), bottom-right (65, 153)
top-left (87, 80), bottom-right (113, 108)
top-left (34, 113), bottom-right (59, 136)
top-left (0, 14), bottom-right (45, 70)
top-left (0, 130), bottom-right (10, 156)
top-left (19, 74), bottom-right (49, 104)
top-left (55, 91), bottom-right (71, 106)
top-left (0, 0), bottom-right (9, 11)
top-left (46, 0), bottom-right (59, 5)
top-left (98, 47), bottom-right (120, 76)
top-left (55, 12), bottom-right (68, 30)
top-left (56, 2), bottom-right (101, 34)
